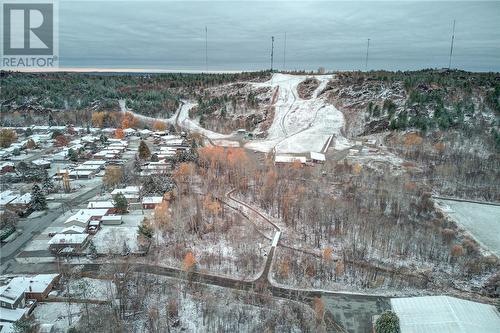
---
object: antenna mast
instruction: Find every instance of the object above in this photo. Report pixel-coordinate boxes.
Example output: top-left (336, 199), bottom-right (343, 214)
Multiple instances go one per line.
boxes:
top-left (283, 32), bottom-right (287, 70)
top-left (270, 36), bottom-right (274, 71)
top-left (448, 20), bottom-right (455, 69)
top-left (205, 26), bottom-right (208, 71)
top-left (365, 38), bottom-right (370, 70)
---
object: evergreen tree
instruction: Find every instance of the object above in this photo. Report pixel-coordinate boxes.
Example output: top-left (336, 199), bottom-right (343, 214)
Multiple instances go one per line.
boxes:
top-left (68, 148), bottom-right (78, 162)
top-left (375, 311), bottom-right (400, 333)
top-left (138, 140), bottom-right (151, 160)
top-left (113, 193), bottom-right (128, 214)
top-left (30, 184), bottom-right (47, 211)
top-left (99, 133), bottom-right (108, 144)
top-left (88, 240), bottom-right (98, 258)
top-left (42, 176), bottom-right (55, 194)
top-left (150, 153), bottom-right (159, 162)
top-left (138, 220), bottom-right (153, 239)
top-left (133, 154), bottom-right (142, 173)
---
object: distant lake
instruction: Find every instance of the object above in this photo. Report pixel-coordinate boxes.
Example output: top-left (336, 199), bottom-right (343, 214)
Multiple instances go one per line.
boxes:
top-left (59, 1), bottom-right (500, 72)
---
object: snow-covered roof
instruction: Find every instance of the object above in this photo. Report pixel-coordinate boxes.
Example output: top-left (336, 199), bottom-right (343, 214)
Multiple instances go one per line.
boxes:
top-left (0, 192), bottom-right (18, 206)
top-left (123, 128), bottom-right (136, 133)
top-left (48, 234), bottom-right (88, 245)
top-left (9, 193), bottom-right (31, 205)
top-left (0, 274), bottom-right (59, 305)
top-left (87, 201), bottom-right (114, 209)
top-left (65, 212), bottom-right (91, 225)
top-left (391, 296), bottom-right (500, 333)
top-left (75, 164), bottom-right (101, 171)
top-left (82, 160), bottom-right (106, 166)
top-left (68, 170), bottom-right (94, 176)
top-left (274, 155), bottom-right (307, 164)
top-left (31, 158), bottom-right (51, 166)
top-left (61, 226), bottom-right (86, 234)
top-left (0, 162), bottom-right (15, 168)
top-left (101, 215), bottom-right (122, 221)
top-left (111, 186), bottom-right (140, 195)
top-left (0, 307), bottom-right (26, 323)
top-left (310, 152), bottom-right (326, 161)
top-left (142, 196), bottom-right (163, 204)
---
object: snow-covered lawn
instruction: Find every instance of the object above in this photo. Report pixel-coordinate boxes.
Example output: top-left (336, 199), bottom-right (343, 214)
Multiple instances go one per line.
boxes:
top-left (34, 302), bottom-right (82, 332)
top-left (92, 210), bottom-right (146, 254)
top-left (437, 199), bottom-right (500, 256)
top-left (92, 226), bottom-right (139, 254)
top-left (68, 277), bottom-right (116, 301)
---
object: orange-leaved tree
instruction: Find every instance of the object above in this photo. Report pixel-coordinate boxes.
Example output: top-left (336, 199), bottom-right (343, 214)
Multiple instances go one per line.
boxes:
top-left (183, 251), bottom-right (196, 272)
top-left (115, 128), bottom-right (125, 139)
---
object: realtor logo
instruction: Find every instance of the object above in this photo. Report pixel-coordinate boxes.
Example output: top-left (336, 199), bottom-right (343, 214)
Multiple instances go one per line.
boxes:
top-left (1, 1), bottom-right (58, 68)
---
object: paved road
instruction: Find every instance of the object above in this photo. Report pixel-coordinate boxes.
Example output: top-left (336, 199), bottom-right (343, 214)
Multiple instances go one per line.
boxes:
top-left (8, 261), bottom-right (388, 333)
top-left (0, 183), bottom-right (102, 272)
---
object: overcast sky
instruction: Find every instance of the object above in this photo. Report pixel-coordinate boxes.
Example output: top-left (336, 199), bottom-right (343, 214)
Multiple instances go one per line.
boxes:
top-left (59, 1), bottom-right (500, 71)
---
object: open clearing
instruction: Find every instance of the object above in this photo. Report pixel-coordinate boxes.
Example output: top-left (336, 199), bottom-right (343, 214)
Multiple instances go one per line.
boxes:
top-left (437, 199), bottom-right (500, 256)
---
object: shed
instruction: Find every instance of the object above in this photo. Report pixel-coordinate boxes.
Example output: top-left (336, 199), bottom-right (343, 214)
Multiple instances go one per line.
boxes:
top-left (142, 196), bottom-right (163, 209)
top-left (101, 215), bottom-right (123, 225)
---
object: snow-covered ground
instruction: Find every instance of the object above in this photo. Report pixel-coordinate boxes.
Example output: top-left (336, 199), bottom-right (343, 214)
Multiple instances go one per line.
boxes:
top-left (68, 277), bottom-right (116, 301)
top-left (436, 199), bottom-right (500, 256)
top-left (120, 73), bottom-right (348, 154)
top-left (34, 302), bottom-right (82, 332)
top-left (245, 73), bottom-right (346, 154)
top-left (177, 102), bottom-right (232, 140)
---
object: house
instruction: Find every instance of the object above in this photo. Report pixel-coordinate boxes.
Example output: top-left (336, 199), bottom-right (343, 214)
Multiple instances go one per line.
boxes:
top-left (141, 161), bottom-right (171, 175)
top-left (31, 159), bottom-right (51, 169)
top-left (139, 129), bottom-right (152, 138)
top-left (123, 128), bottom-right (136, 136)
top-left (48, 234), bottom-right (89, 253)
top-left (63, 209), bottom-right (109, 229)
top-left (0, 191), bottom-right (17, 208)
top-left (64, 211), bottom-right (92, 228)
top-left (310, 152), bottom-right (326, 163)
top-left (142, 196), bottom-right (163, 209)
top-left (0, 274), bottom-right (59, 323)
top-left (390, 295), bottom-right (500, 333)
top-left (68, 170), bottom-right (94, 180)
top-left (74, 164), bottom-right (102, 173)
top-left (7, 193), bottom-right (31, 213)
top-left (274, 155), bottom-right (307, 165)
top-left (87, 201), bottom-right (115, 211)
top-left (0, 279), bottom-right (25, 310)
top-left (60, 226), bottom-right (86, 234)
top-left (0, 162), bottom-right (15, 174)
top-left (82, 160), bottom-right (107, 169)
top-left (100, 215), bottom-right (122, 225)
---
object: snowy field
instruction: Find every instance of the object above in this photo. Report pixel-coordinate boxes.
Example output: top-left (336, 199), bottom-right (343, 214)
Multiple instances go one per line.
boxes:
top-left (34, 302), bottom-right (82, 332)
top-left (92, 212), bottom-right (146, 254)
top-left (437, 199), bottom-right (500, 256)
top-left (245, 73), bottom-right (345, 153)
